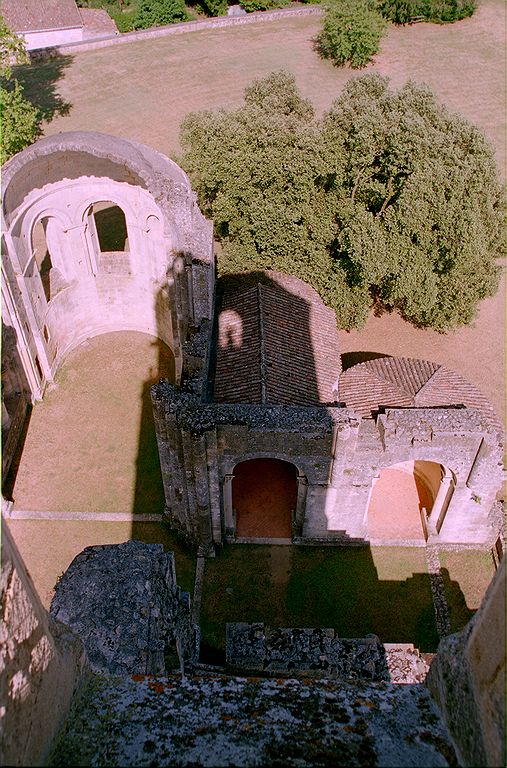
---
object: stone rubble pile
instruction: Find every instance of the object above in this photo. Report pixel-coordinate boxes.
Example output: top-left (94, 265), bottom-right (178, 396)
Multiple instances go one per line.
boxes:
top-left (50, 540), bottom-right (198, 675)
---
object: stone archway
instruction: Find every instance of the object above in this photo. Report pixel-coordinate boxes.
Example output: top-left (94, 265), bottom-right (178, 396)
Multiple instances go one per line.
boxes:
top-left (367, 460), bottom-right (455, 541)
top-left (232, 458), bottom-right (298, 539)
top-left (86, 201), bottom-right (130, 274)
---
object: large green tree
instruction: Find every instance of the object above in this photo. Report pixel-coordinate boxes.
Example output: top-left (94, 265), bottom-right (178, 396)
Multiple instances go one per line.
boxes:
top-left (0, 15), bottom-right (41, 164)
top-left (180, 71), bottom-right (504, 330)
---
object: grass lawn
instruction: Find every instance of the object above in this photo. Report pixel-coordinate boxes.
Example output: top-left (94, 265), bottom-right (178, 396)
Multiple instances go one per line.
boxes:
top-left (6, 519), bottom-right (196, 608)
top-left (9, 332), bottom-right (174, 515)
top-left (438, 549), bottom-right (496, 633)
top-left (200, 545), bottom-right (440, 656)
top-left (13, 1), bottom-right (505, 418)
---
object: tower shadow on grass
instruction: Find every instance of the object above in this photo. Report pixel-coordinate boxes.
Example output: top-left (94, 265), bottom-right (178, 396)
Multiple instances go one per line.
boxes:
top-left (199, 543), bottom-right (476, 661)
top-left (13, 54), bottom-right (73, 123)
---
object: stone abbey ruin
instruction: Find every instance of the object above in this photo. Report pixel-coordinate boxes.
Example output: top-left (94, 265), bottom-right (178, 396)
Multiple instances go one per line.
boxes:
top-left (1, 131), bottom-right (504, 551)
top-left (1, 132), bottom-right (505, 766)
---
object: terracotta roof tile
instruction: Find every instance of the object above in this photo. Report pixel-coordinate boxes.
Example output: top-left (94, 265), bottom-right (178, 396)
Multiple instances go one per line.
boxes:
top-left (0, 0), bottom-right (83, 33)
top-left (213, 272), bottom-right (341, 405)
top-left (339, 357), bottom-right (500, 425)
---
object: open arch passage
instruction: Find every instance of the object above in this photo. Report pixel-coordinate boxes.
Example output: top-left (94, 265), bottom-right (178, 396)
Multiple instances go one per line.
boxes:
top-left (367, 460), bottom-right (447, 541)
top-left (87, 202), bottom-right (130, 274)
top-left (90, 202), bottom-right (128, 252)
top-left (232, 458), bottom-right (297, 538)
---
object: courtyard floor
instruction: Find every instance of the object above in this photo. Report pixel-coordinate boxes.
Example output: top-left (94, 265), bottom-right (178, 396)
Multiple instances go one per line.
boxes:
top-left (3, 332), bottom-right (498, 652)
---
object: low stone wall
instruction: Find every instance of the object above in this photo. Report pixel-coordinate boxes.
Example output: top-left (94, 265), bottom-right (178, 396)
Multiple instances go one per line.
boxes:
top-left (50, 540), bottom-right (199, 675)
top-left (0, 519), bottom-right (87, 767)
top-left (29, 6), bottom-right (322, 59)
top-left (226, 624), bottom-right (386, 679)
top-left (426, 558), bottom-right (505, 767)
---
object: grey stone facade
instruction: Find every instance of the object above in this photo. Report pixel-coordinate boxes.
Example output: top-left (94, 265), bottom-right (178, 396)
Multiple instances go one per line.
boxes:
top-left (152, 376), bottom-right (504, 547)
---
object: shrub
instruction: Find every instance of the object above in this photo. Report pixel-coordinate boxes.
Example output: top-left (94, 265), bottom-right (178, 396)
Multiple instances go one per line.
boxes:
top-left (239, 0), bottom-right (289, 11)
top-left (107, 7), bottom-right (137, 31)
top-left (316, 0), bottom-right (387, 69)
top-left (198, 0), bottom-right (228, 15)
top-left (379, 0), bottom-right (476, 24)
top-left (0, 81), bottom-right (42, 164)
top-left (133, 0), bottom-right (187, 28)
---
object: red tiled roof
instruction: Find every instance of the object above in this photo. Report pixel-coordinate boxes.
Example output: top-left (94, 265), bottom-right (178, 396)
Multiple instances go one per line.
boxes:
top-left (339, 357), bottom-right (500, 425)
top-left (213, 272), bottom-right (341, 405)
top-left (0, 0), bottom-right (83, 33)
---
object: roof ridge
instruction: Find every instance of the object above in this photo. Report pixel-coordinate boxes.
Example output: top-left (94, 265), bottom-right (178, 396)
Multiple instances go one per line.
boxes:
top-left (414, 364), bottom-right (443, 404)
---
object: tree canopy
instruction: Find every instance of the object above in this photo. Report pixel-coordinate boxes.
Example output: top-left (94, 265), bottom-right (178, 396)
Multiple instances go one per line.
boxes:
top-left (316, 0), bottom-right (387, 69)
top-left (180, 71), bottom-right (504, 330)
top-left (0, 15), bottom-right (41, 164)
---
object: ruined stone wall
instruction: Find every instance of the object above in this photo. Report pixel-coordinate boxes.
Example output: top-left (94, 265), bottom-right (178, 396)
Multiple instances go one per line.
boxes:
top-left (0, 518), bottom-right (87, 767)
top-left (426, 558), bottom-right (505, 767)
top-left (151, 381), bottom-right (360, 545)
top-left (316, 407), bottom-right (503, 544)
top-left (152, 380), bottom-right (503, 547)
top-left (50, 540), bottom-right (199, 675)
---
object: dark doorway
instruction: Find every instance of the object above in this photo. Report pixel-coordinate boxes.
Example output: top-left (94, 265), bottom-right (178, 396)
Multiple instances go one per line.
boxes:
top-left (92, 202), bottom-right (128, 252)
top-left (233, 458), bottom-right (297, 538)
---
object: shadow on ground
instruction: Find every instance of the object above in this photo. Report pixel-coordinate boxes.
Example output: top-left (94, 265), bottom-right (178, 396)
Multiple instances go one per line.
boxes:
top-left (13, 54), bottom-right (73, 122)
top-left (199, 544), bottom-right (476, 661)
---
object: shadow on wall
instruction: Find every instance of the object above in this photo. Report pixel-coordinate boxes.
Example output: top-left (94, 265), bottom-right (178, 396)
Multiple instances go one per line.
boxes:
top-left (1, 322), bottom-right (32, 496)
top-left (199, 542), bottom-right (476, 660)
top-left (13, 54), bottom-right (73, 123)
top-left (131, 332), bottom-right (175, 516)
top-left (341, 351), bottom-right (390, 370)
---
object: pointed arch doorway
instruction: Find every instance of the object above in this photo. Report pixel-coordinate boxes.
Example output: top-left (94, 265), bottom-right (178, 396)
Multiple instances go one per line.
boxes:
top-left (232, 458), bottom-right (298, 539)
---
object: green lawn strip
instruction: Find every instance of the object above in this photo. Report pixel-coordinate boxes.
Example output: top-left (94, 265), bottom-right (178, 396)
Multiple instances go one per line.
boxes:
top-left (200, 544), bottom-right (440, 655)
top-left (437, 549), bottom-right (495, 634)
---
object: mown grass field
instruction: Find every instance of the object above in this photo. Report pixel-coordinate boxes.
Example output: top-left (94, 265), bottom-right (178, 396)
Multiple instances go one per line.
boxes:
top-left (15, 1), bottom-right (505, 416)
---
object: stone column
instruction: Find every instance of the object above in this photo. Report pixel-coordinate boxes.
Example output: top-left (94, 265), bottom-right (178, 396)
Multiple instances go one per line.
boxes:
top-left (223, 474), bottom-right (235, 537)
top-left (294, 474), bottom-right (308, 536)
top-left (427, 472), bottom-right (455, 536)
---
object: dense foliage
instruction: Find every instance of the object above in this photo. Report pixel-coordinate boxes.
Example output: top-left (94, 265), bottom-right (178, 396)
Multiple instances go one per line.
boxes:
top-left (239, 0), bottom-right (289, 11)
top-left (0, 16), bottom-right (41, 164)
top-left (378, 0), bottom-right (476, 24)
top-left (316, 0), bottom-right (387, 68)
top-left (134, 0), bottom-right (188, 28)
top-left (180, 71), bottom-right (503, 330)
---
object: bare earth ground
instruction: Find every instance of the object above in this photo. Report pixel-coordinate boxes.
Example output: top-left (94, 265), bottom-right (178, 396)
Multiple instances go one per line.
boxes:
top-left (6, 2), bottom-right (505, 634)
top-left (20, 0), bottom-right (505, 416)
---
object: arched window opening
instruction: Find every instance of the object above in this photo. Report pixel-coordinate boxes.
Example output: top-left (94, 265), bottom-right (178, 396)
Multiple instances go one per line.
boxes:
top-left (31, 218), bottom-right (53, 302)
top-left (87, 202), bottom-right (129, 274)
top-left (232, 458), bottom-right (298, 539)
